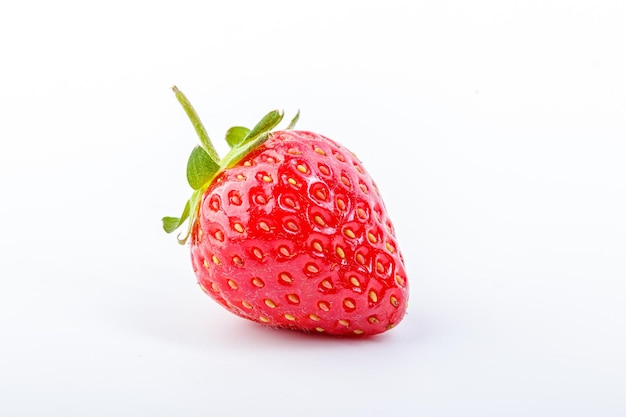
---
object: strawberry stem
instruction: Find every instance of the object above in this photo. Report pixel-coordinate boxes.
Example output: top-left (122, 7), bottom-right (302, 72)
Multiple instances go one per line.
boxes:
top-left (172, 86), bottom-right (221, 164)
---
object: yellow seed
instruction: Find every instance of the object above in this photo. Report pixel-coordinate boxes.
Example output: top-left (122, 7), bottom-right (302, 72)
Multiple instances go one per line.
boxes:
top-left (284, 313), bottom-right (296, 321)
top-left (287, 148), bottom-right (301, 155)
top-left (256, 194), bottom-right (268, 204)
top-left (359, 183), bottom-right (368, 193)
top-left (253, 248), bottom-right (263, 259)
top-left (214, 230), bottom-right (224, 241)
top-left (338, 319), bottom-right (349, 327)
top-left (234, 223), bottom-right (245, 233)
top-left (314, 147), bottom-right (326, 155)
top-left (211, 282), bottom-right (219, 292)
top-left (336, 246), bottom-right (345, 259)
top-left (265, 299), bottom-right (276, 308)
top-left (376, 261), bottom-right (385, 274)
top-left (203, 259), bottom-right (210, 268)
top-left (314, 215), bottom-right (326, 226)
top-left (287, 294), bottom-right (300, 304)
top-left (288, 178), bottom-right (297, 185)
top-left (341, 176), bottom-right (350, 186)
top-left (233, 256), bottom-right (243, 266)
top-left (334, 152), bottom-right (345, 162)
top-left (357, 208), bottom-right (366, 219)
top-left (259, 316), bottom-right (270, 323)
top-left (315, 327), bottom-right (325, 332)
top-left (279, 272), bottom-right (293, 284)
top-left (306, 264), bottom-right (319, 274)
top-left (344, 228), bottom-right (356, 239)
top-left (321, 279), bottom-right (332, 289)
top-left (337, 198), bottom-right (346, 211)
top-left (286, 221), bottom-right (298, 231)
top-left (296, 164), bottom-right (307, 173)
top-left (279, 246), bottom-right (290, 256)
top-left (315, 190), bottom-right (327, 200)
top-left (262, 175), bottom-right (272, 182)
top-left (343, 299), bottom-right (355, 309)
top-left (227, 279), bottom-right (238, 290)
top-left (259, 221), bottom-right (270, 232)
top-left (318, 301), bottom-right (330, 312)
top-left (386, 242), bottom-right (395, 253)
top-left (242, 301), bottom-right (253, 309)
top-left (236, 174), bottom-right (246, 180)
top-left (368, 316), bottom-right (379, 324)
top-left (395, 274), bottom-right (405, 287)
top-left (356, 253), bottom-right (366, 265)
top-left (309, 314), bottom-right (321, 321)
top-left (212, 255), bottom-right (221, 265)
top-left (353, 329), bottom-right (364, 335)
top-left (367, 232), bottom-right (377, 243)
top-left (243, 160), bottom-right (252, 167)
top-left (369, 291), bottom-right (378, 303)
top-left (349, 276), bottom-right (360, 287)
top-left (354, 164), bottom-right (364, 174)
top-left (252, 277), bottom-right (265, 288)
top-left (312, 241), bottom-right (323, 252)
top-left (390, 295), bottom-right (399, 307)
top-left (318, 164), bottom-right (330, 175)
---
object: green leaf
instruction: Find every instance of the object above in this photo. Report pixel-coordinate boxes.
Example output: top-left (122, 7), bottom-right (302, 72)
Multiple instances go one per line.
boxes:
top-left (162, 217), bottom-right (181, 233)
top-left (220, 130), bottom-right (273, 169)
top-left (177, 189), bottom-right (203, 245)
top-left (172, 86), bottom-right (221, 164)
top-left (186, 146), bottom-right (219, 190)
top-left (162, 199), bottom-right (190, 233)
top-left (242, 110), bottom-right (284, 145)
top-left (225, 126), bottom-right (250, 148)
top-left (286, 110), bottom-right (300, 130)
top-left (219, 109), bottom-right (291, 169)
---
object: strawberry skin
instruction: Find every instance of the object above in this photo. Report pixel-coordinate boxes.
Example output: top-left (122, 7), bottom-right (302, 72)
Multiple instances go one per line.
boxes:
top-left (164, 87), bottom-right (409, 336)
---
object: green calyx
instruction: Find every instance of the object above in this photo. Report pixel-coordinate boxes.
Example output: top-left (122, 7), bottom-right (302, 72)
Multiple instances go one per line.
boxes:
top-left (162, 86), bottom-right (300, 244)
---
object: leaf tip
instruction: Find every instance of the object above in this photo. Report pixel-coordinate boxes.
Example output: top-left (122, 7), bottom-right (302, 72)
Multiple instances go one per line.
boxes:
top-left (286, 109), bottom-right (300, 130)
top-left (162, 216), bottom-right (180, 234)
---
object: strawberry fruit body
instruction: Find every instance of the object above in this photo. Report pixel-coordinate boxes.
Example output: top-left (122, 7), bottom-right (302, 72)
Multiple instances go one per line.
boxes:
top-left (164, 87), bottom-right (409, 336)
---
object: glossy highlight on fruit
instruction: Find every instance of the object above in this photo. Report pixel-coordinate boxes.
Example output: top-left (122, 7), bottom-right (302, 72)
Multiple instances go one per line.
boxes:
top-left (164, 87), bottom-right (409, 336)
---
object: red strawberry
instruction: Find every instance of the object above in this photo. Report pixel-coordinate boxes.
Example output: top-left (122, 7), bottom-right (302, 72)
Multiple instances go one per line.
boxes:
top-left (164, 87), bottom-right (409, 336)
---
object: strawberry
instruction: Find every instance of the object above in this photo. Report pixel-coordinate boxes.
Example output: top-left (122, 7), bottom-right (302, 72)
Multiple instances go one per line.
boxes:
top-left (164, 87), bottom-right (409, 336)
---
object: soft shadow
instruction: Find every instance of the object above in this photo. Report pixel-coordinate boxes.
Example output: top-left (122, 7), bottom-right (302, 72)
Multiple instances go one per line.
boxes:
top-left (152, 305), bottom-right (434, 353)
top-left (95, 271), bottom-right (433, 353)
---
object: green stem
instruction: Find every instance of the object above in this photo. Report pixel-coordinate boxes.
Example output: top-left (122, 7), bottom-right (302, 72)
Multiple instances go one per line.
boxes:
top-left (172, 86), bottom-right (220, 164)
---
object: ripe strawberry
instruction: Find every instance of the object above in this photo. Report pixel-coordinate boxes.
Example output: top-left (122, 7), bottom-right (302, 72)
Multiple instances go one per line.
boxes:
top-left (164, 87), bottom-right (409, 336)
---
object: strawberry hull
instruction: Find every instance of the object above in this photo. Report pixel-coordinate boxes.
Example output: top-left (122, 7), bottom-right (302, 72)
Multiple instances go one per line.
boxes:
top-left (190, 131), bottom-right (408, 336)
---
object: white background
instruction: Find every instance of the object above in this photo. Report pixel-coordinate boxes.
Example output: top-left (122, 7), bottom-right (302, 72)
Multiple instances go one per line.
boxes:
top-left (1, 1), bottom-right (625, 416)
